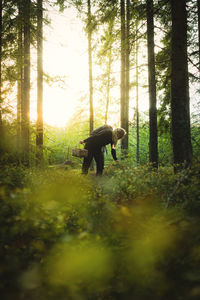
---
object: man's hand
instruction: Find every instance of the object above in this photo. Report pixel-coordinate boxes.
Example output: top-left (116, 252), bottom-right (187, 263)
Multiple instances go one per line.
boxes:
top-left (115, 160), bottom-right (119, 164)
top-left (80, 140), bottom-right (84, 144)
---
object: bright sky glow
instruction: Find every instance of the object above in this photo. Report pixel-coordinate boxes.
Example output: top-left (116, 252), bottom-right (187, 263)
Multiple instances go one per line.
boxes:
top-left (40, 5), bottom-right (88, 127)
top-left (29, 4), bottom-right (149, 128)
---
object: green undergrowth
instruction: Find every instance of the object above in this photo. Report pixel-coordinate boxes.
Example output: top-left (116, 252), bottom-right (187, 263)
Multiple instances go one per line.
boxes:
top-left (0, 162), bottom-right (200, 300)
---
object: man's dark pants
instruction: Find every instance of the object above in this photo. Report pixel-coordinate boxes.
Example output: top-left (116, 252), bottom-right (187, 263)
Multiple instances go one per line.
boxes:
top-left (82, 144), bottom-right (104, 175)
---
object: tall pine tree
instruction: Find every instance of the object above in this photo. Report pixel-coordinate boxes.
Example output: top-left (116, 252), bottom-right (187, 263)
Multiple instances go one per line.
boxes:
top-left (170, 0), bottom-right (192, 169)
top-left (0, 0), bottom-right (2, 136)
top-left (146, 0), bottom-right (158, 168)
top-left (120, 0), bottom-right (127, 153)
top-left (21, 0), bottom-right (31, 165)
top-left (87, 0), bottom-right (94, 135)
top-left (36, 0), bottom-right (44, 162)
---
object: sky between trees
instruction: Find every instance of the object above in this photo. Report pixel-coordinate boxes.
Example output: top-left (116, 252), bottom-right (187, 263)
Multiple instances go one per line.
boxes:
top-left (28, 3), bottom-right (150, 127)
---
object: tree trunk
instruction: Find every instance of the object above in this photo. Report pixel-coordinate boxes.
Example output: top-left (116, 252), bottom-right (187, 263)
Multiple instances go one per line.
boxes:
top-left (170, 0), bottom-right (192, 169)
top-left (21, 0), bottom-right (31, 165)
top-left (197, 0), bottom-right (200, 69)
top-left (17, 0), bottom-right (23, 154)
top-left (88, 0), bottom-right (94, 135)
top-left (134, 0), bottom-right (140, 165)
top-left (105, 54), bottom-right (111, 125)
top-left (123, 0), bottom-right (130, 150)
top-left (146, 0), bottom-right (158, 168)
top-left (120, 0), bottom-right (127, 153)
top-left (36, 0), bottom-right (43, 162)
top-left (105, 47), bottom-right (111, 125)
top-left (105, 20), bottom-right (114, 125)
top-left (0, 0), bottom-right (3, 143)
top-left (136, 32), bottom-right (139, 165)
top-left (0, 0), bottom-right (4, 159)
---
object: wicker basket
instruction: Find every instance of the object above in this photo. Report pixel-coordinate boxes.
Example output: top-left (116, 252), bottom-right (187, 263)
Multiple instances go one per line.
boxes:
top-left (72, 148), bottom-right (88, 158)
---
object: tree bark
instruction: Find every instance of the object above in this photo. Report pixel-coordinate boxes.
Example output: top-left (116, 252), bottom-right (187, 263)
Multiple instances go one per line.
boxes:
top-left (105, 53), bottom-right (111, 125)
top-left (123, 0), bottom-right (130, 150)
top-left (21, 0), bottom-right (31, 165)
top-left (136, 30), bottom-right (139, 165)
top-left (17, 0), bottom-right (23, 154)
top-left (0, 0), bottom-right (4, 158)
top-left (88, 0), bottom-right (94, 135)
top-left (36, 0), bottom-right (43, 162)
top-left (170, 0), bottom-right (192, 169)
top-left (0, 0), bottom-right (3, 134)
top-left (104, 18), bottom-right (114, 125)
top-left (120, 0), bottom-right (127, 153)
top-left (197, 0), bottom-right (200, 69)
top-left (146, 0), bottom-right (158, 168)
top-left (105, 23), bottom-right (112, 125)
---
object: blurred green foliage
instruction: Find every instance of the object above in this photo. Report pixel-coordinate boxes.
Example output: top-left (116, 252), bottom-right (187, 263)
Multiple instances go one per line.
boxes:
top-left (0, 160), bottom-right (200, 300)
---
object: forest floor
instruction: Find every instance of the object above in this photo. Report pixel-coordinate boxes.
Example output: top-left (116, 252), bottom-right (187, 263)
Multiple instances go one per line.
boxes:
top-left (0, 162), bottom-right (200, 300)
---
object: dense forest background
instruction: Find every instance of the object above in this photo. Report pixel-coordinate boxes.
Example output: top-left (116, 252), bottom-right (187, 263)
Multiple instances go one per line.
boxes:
top-left (0, 0), bottom-right (200, 299)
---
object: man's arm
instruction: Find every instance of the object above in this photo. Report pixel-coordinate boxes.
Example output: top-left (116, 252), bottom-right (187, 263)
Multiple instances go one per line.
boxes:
top-left (80, 135), bottom-right (94, 144)
top-left (111, 144), bottom-right (118, 163)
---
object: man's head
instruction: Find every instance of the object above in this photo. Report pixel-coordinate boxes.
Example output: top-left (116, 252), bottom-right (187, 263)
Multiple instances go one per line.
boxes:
top-left (112, 128), bottom-right (126, 146)
top-left (114, 128), bottom-right (126, 140)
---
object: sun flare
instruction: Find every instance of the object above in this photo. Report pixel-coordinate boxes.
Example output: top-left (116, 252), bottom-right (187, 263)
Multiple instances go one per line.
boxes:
top-left (43, 87), bottom-right (75, 127)
top-left (40, 6), bottom-right (88, 127)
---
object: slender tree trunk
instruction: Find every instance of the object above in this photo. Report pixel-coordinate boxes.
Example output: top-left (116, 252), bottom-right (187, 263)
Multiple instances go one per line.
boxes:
top-left (105, 46), bottom-right (111, 124)
top-left (120, 0), bottom-right (126, 153)
top-left (170, 0), bottom-right (192, 169)
top-left (197, 0), bottom-right (200, 69)
top-left (17, 1), bottom-right (23, 154)
top-left (123, 0), bottom-right (130, 150)
top-left (87, 0), bottom-right (94, 170)
top-left (36, 0), bottom-right (43, 162)
top-left (135, 25), bottom-right (139, 165)
top-left (0, 0), bottom-right (3, 139)
top-left (134, 0), bottom-right (140, 165)
top-left (21, 0), bottom-right (31, 165)
top-left (88, 0), bottom-right (94, 135)
top-left (0, 0), bottom-right (4, 159)
top-left (146, 0), bottom-right (158, 168)
top-left (17, 61), bottom-right (22, 152)
top-left (105, 20), bottom-right (114, 125)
